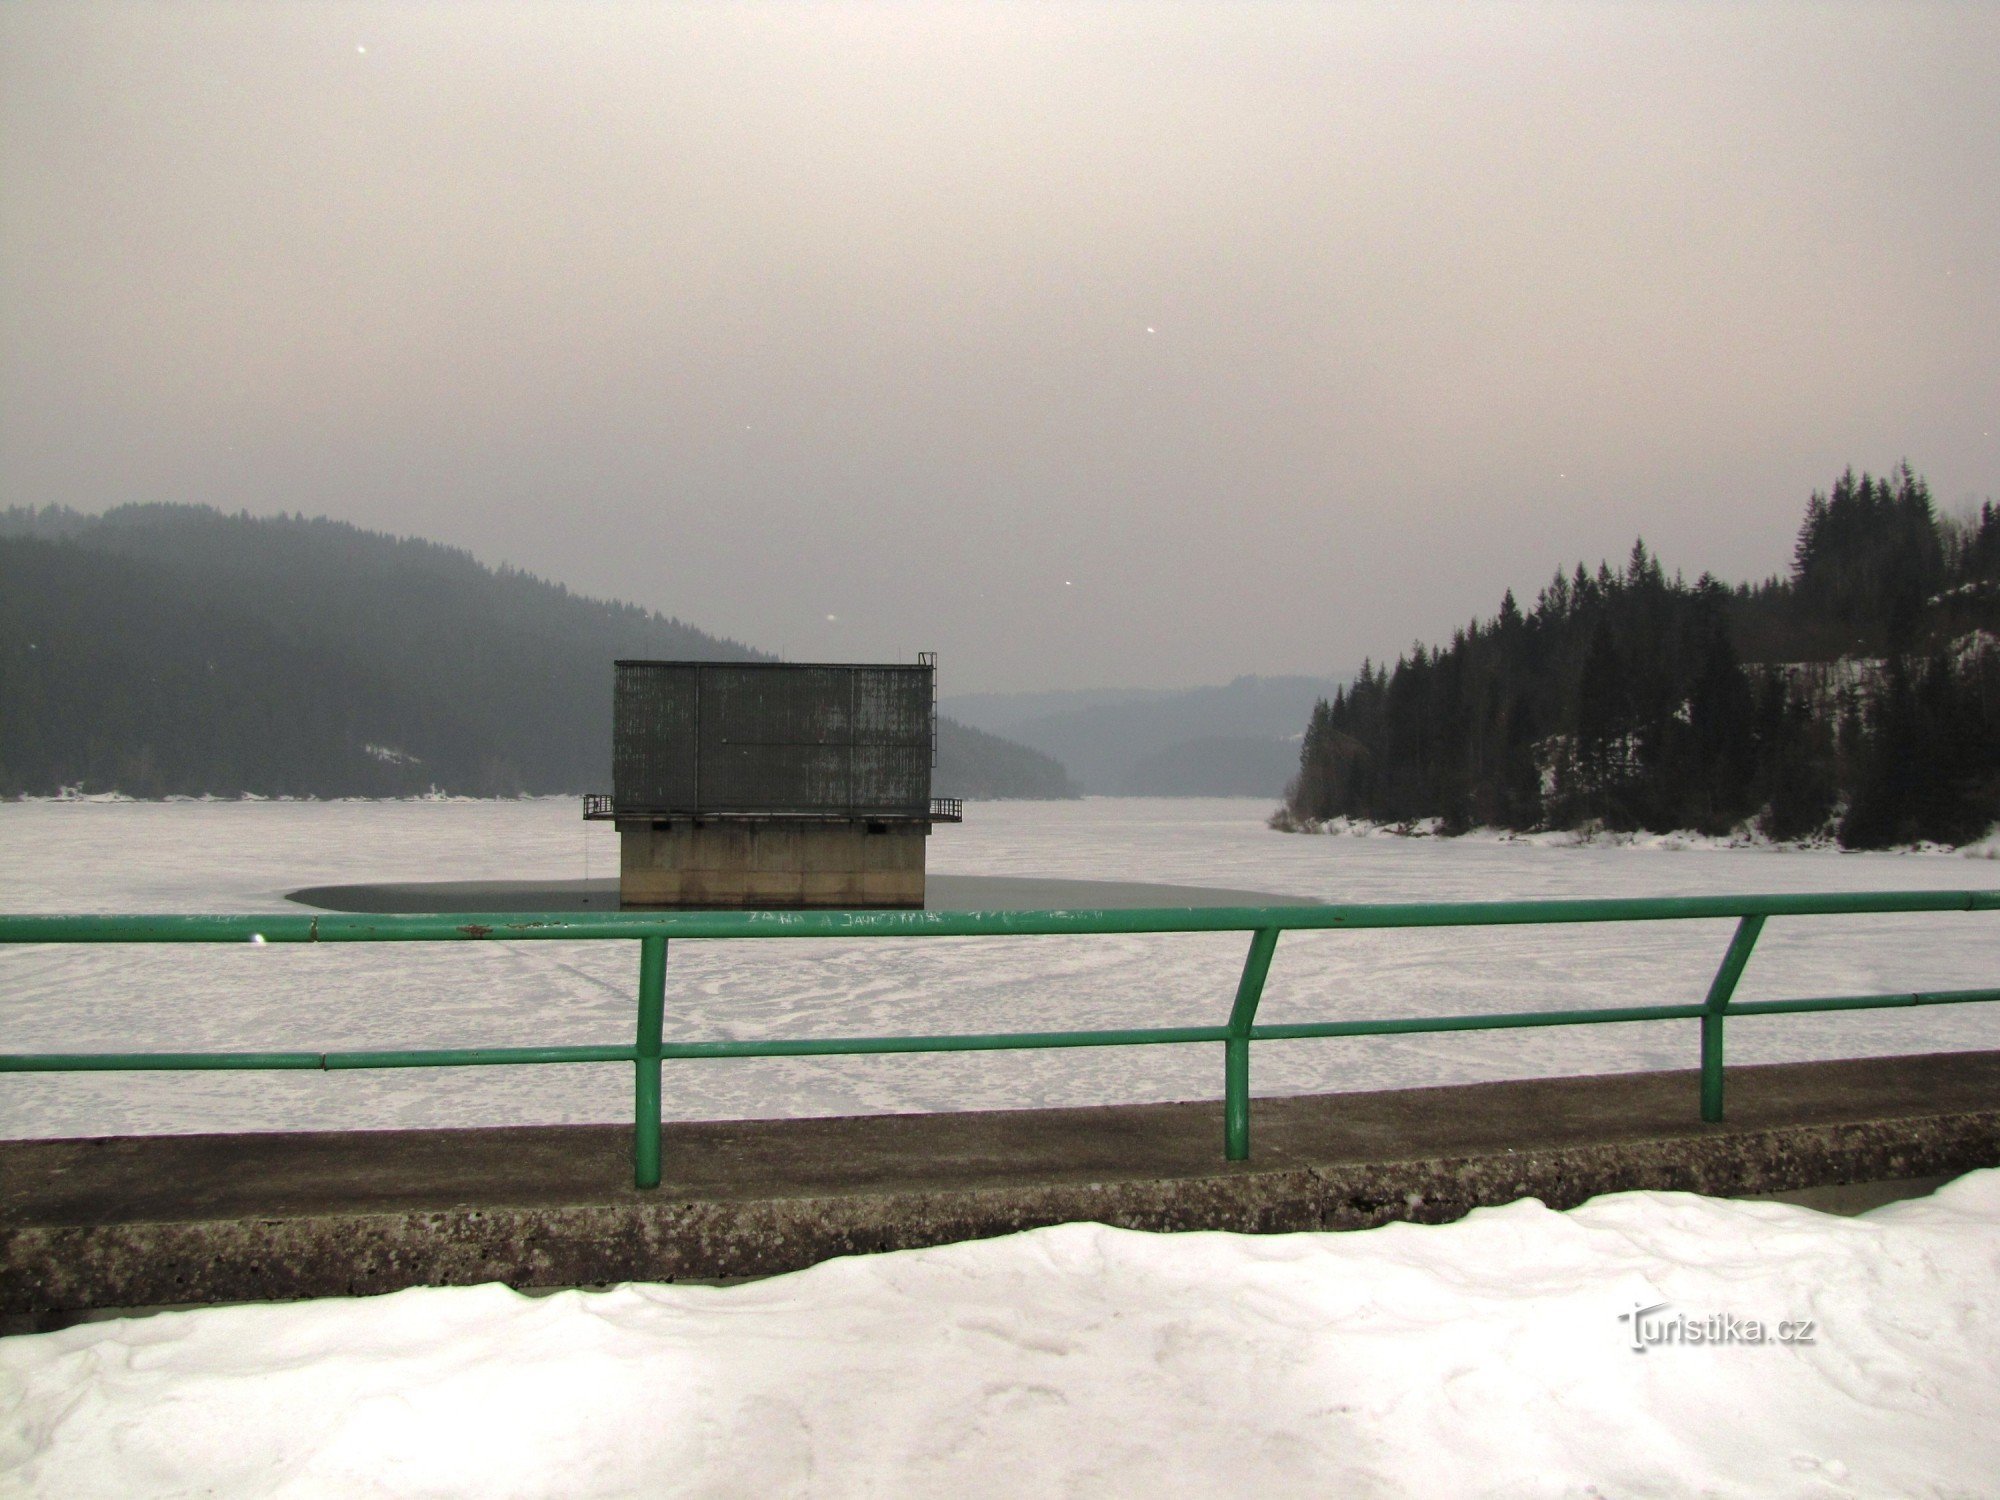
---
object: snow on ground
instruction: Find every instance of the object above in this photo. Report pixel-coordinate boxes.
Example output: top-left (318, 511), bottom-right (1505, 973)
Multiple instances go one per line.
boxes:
top-left (3, 802), bottom-right (1995, 1495)
top-left (1, 797), bottom-right (1997, 1138)
top-left (5, 1171), bottom-right (1997, 1498)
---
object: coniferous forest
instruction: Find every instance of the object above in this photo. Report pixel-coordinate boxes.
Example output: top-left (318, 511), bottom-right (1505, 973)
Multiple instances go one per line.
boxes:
top-left (1283, 468), bottom-right (2000, 849)
top-left (0, 505), bottom-right (1078, 801)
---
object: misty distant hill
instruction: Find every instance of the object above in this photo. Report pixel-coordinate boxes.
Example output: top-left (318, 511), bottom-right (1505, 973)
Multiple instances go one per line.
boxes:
top-left (945, 675), bottom-right (1349, 795)
top-left (0, 505), bottom-right (1077, 801)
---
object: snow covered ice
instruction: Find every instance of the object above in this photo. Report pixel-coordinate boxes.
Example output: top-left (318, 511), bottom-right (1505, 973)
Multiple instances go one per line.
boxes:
top-left (5, 1171), bottom-right (1999, 1497)
top-left (4, 798), bottom-right (1999, 1494)
top-left (2, 796), bottom-right (1998, 1137)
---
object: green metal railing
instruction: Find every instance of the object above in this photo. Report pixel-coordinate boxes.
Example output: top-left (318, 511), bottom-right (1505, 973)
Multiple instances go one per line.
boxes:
top-left (3, 890), bottom-right (1997, 1188)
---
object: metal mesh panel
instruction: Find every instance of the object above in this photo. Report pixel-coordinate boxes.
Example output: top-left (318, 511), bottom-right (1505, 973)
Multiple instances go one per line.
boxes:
top-left (612, 664), bottom-right (698, 814)
top-left (611, 662), bottom-right (933, 817)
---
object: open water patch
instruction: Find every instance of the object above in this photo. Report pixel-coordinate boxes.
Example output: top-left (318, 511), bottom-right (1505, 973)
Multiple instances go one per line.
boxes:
top-left (284, 874), bottom-right (1320, 915)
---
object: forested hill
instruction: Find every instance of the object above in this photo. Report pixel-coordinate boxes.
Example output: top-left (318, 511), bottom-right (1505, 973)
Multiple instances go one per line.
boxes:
top-left (0, 505), bottom-right (1077, 801)
top-left (1283, 467), bottom-right (2000, 848)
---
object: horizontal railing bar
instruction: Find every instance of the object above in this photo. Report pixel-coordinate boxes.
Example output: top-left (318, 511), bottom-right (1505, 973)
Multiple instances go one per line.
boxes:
top-left (1728, 987), bottom-right (2000, 1016)
top-left (1, 889), bottom-right (1996, 946)
top-left (1245, 987), bottom-right (2000, 1040)
top-left (0, 1051), bottom-right (326, 1072)
top-left (656, 1024), bottom-right (1231, 1059)
top-left (15, 986), bottom-right (1996, 1076)
top-left (1250, 1002), bottom-right (1707, 1039)
top-left (0, 1044), bottom-right (636, 1073)
top-left (324, 1045), bottom-right (636, 1069)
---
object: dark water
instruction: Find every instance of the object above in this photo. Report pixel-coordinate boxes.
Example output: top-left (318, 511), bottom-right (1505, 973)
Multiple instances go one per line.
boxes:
top-left (286, 873), bottom-right (1319, 915)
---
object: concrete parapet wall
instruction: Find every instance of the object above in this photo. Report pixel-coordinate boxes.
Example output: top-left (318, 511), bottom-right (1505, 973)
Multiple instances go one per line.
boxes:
top-left (5, 1051), bottom-right (1997, 1320)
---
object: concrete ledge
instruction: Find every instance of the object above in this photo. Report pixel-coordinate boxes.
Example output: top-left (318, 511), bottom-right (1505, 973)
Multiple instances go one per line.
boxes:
top-left (5, 1051), bottom-right (1997, 1318)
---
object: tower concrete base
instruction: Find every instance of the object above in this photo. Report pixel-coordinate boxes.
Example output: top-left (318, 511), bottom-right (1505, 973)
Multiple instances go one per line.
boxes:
top-left (616, 819), bottom-right (927, 908)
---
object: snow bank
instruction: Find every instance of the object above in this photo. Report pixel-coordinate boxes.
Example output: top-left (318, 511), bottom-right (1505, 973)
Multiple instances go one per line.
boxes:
top-left (1276, 811), bottom-right (1992, 855)
top-left (1275, 812), bottom-right (1798, 848)
top-left (6, 1172), bottom-right (1997, 1497)
top-left (1960, 830), bottom-right (2000, 861)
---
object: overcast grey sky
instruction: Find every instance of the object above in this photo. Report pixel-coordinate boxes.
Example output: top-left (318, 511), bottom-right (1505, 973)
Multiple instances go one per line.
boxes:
top-left (4, 3), bottom-right (1996, 692)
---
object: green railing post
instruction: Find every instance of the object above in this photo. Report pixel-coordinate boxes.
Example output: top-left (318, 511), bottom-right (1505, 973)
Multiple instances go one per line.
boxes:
top-left (633, 935), bottom-right (668, 1188)
top-left (1224, 927), bottom-right (1281, 1161)
top-left (1699, 915), bottom-right (1764, 1123)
